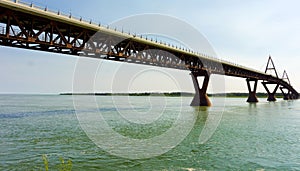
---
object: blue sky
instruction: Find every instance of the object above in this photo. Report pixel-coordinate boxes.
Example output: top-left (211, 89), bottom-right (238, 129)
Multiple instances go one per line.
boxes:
top-left (1, 0), bottom-right (300, 94)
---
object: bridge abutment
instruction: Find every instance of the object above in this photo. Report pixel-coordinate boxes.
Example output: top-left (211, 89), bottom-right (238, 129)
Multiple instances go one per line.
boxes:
top-left (246, 78), bottom-right (259, 103)
top-left (190, 71), bottom-right (211, 106)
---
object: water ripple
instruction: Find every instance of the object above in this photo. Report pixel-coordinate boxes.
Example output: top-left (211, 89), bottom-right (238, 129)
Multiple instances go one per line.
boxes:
top-left (0, 109), bottom-right (75, 119)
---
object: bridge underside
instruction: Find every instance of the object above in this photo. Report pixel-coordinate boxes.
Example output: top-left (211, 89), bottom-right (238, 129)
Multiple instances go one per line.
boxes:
top-left (0, 1), bottom-right (298, 106)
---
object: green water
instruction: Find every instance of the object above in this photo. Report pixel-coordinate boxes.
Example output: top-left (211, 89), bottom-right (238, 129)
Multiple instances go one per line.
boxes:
top-left (0, 95), bottom-right (300, 170)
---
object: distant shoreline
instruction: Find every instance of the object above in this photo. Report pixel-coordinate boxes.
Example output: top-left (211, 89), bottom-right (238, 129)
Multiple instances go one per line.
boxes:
top-left (60, 92), bottom-right (194, 97)
top-left (60, 92), bottom-right (284, 98)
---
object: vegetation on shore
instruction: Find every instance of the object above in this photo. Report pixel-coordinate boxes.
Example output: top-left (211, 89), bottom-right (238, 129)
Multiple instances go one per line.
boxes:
top-left (60, 92), bottom-right (194, 97)
top-left (210, 92), bottom-right (284, 98)
top-left (60, 92), bottom-right (284, 98)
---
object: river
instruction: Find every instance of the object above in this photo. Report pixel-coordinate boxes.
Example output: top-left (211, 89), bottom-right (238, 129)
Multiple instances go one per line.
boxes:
top-left (1, 95), bottom-right (299, 170)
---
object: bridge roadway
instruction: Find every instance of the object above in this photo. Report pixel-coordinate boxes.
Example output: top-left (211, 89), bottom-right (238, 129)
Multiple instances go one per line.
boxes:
top-left (0, 0), bottom-right (298, 106)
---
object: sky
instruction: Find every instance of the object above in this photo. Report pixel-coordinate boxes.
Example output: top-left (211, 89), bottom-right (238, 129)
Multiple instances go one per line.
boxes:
top-left (1, 0), bottom-right (300, 94)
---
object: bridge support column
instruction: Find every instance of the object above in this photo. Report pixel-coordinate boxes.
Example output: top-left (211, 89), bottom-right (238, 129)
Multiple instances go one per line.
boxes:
top-left (246, 78), bottom-right (259, 103)
top-left (262, 82), bottom-right (279, 101)
top-left (280, 87), bottom-right (291, 100)
top-left (190, 71), bottom-right (211, 106)
top-left (284, 94), bottom-right (290, 100)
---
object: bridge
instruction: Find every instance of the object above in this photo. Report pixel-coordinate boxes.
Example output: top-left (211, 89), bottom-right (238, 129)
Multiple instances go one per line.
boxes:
top-left (0, 0), bottom-right (298, 106)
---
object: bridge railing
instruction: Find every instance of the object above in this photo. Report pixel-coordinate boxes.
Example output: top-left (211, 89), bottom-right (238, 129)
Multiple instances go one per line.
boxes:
top-left (203, 54), bottom-right (265, 74)
top-left (11, 0), bottom-right (105, 26)
top-left (0, 0), bottom-right (269, 75)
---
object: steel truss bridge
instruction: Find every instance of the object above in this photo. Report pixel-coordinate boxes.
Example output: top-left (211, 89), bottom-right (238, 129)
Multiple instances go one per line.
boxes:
top-left (0, 0), bottom-right (298, 106)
